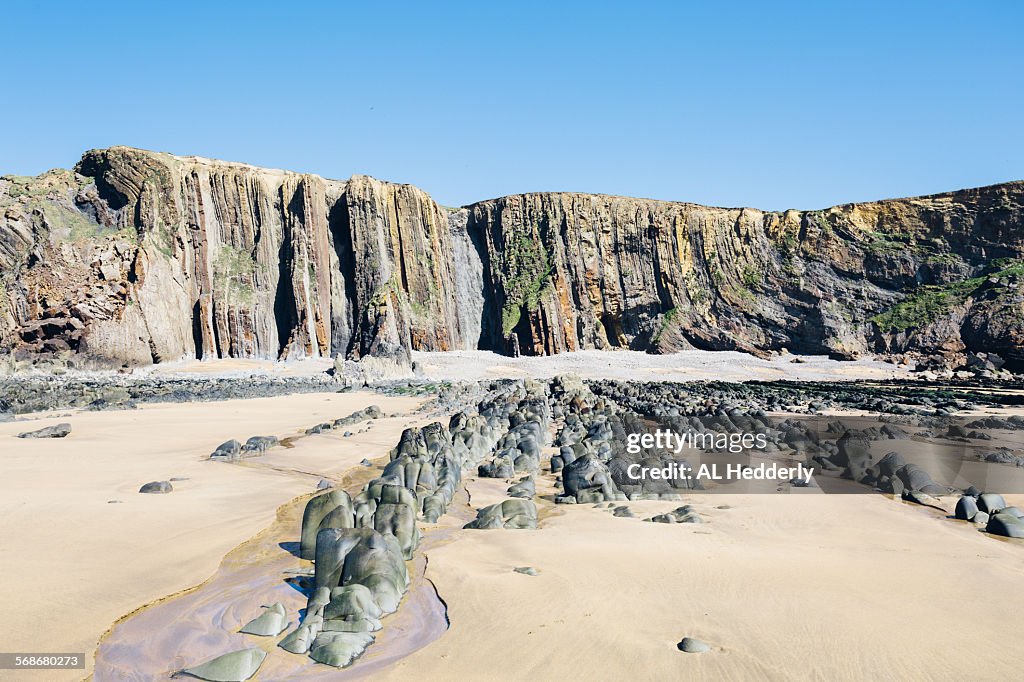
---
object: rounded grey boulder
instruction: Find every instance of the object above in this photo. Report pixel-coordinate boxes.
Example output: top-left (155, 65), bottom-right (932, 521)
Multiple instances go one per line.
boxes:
top-left (986, 512), bottom-right (1024, 538)
top-left (954, 495), bottom-right (979, 521)
top-left (978, 492), bottom-right (1007, 514)
top-left (139, 481), bottom-right (172, 494)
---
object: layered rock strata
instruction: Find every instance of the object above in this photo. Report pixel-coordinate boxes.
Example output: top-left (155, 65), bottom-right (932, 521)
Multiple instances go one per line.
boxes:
top-left (3, 147), bottom-right (1022, 368)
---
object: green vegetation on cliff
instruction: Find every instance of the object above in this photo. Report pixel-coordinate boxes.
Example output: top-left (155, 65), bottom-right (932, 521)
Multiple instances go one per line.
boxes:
top-left (500, 230), bottom-right (553, 336)
top-left (871, 259), bottom-right (1024, 332)
top-left (214, 245), bottom-right (257, 305)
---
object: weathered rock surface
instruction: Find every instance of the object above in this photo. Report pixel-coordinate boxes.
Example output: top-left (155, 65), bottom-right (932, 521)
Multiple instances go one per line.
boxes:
top-left (238, 602), bottom-right (288, 636)
top-left (17, 422), bottom-right (71, 438)
top-left (4, 147), bottom-right (1024, 369)
top-left (464, 498), bottom-right (539, 529)
top-left (181, 647), bottom-right (266, 681)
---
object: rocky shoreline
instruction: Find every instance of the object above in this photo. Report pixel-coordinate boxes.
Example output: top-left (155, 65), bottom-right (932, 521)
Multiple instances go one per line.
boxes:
top-left (153, 373), bottom-right (1024, 679)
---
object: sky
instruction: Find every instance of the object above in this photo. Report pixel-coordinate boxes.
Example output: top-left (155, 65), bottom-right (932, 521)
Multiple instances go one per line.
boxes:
top-left (1, 1), bottom-right (1021, 210)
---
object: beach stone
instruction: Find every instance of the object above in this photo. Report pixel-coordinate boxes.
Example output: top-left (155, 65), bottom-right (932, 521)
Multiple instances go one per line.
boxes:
top-left (986, 512), bottom-right (1024, 538)
top-left (478, 455), bottom-right (515, 478)
top-left (309, 631), bottom-right (375, 668)
top-left (301, 490), bottom-right (354, 560)
top-left (955, 495), bottom-right (979, 521)
top-left (323, 584), bottom-right (384, 632)
top-left (17, 422), bottom-right (71, 438)
top-left (182, 647), bottom-right (267, 681)
top-left (306, 422), bottom-right (333, 435)
top-left (239, 602), bottom-right (289, 636)
top-left (562, 454), bottom-right (618, 502)
top-left (896, 464), bottom-right (936, 492)
top-left (973, 511), bottom-right (990, 526)
top-left (514, 566), bottom-right (539, 576)
top-left (677, 637), bottom-right (711, 653)
top-left (314, 528), bottom-right (409, 614)
top-left (371, 485), bottom-right (421, 559)
top-left (279, 624), bottom-right (317, 654)
top-left (836, 432), bottom-right (872, 481)
top-left (507, 477), bottom-right (536, 499)
top-left (317, 479), bottom-right (333, 490)
top-left (241, 435), bottom-right (278, 454)
top-left (360, 458), bottom-right (373, 466)
top-left (875, 452), bottom-right (906, 478)
top-left (464, 499), bottom-right (538, 530)
top-left (210, 439), bottom-right (241, 461)
top-left (978, 493), bottom-right (1007, 514)
top-left (422, 494), bottom-right (447, 522)
top-left (139, 481), bottom-right (172, 494)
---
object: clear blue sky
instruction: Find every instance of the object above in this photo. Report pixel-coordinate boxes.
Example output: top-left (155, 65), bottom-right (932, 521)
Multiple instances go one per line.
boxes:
top-left (2, 1), bottom-right (1021, 209)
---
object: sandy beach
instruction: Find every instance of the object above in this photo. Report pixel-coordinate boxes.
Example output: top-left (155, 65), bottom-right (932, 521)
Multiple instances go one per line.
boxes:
top-left (0, 390), bottom-right (425, 681)
top-left (387, 481), bottom-right (1024, 681)
top-left (1, 363), bottom-right (1021, 682)
top-left (411, 350), bottom-right (911, 383)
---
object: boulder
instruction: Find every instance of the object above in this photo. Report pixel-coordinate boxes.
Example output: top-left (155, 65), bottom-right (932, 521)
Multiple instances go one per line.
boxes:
top-left (986, 512), bottom-right (1024, 538)
top-left (315, 528), bottom-right (409, 613)
top-left (210, 439), bottom-right (241, 460)
top-left (241, 435), bottom-right (278, 454)
top-left (323, 584), bottom-right (384, 632)
top-left (309, 631), bottom-right (375, 668)
top-left (139, 481), bottom-right (172, 494)
top-left (371, 485), bottom-right (420, 559)
top-left (182, 647), bottom-right (266, 681)
top-left (978, 492), bottom-right (1007, 514)
top-left (300, 490), bottom-right (354, 560)
top-left (954, 495), bottom-right (979, 521)
top-left (239, 602), bottom-right (289, 636)
top-left (507, 477), bottom-right (536, 499)
top-left (17, 422), bottom-right (71, 439)
top-left (464, 499), bottom-right (538, 530)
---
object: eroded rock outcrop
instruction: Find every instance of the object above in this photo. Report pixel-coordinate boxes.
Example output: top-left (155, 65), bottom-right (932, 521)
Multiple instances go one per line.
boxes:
top-left (3, 147), bottom-right (1023, 369)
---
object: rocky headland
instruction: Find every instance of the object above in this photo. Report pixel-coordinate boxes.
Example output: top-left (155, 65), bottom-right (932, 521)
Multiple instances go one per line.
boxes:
top-left (3, 146), bottom-right (1023, 373)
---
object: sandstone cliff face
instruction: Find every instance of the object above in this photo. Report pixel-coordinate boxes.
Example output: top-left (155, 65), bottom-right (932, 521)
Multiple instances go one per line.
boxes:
top-left (2, 146), bottom-right (1022, 370)
top-left (465, 185), bottom-right (1024, 367)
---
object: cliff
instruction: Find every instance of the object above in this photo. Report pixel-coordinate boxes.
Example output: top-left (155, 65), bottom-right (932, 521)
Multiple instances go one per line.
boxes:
top-left (2, 146), bottom-right (1022, 370)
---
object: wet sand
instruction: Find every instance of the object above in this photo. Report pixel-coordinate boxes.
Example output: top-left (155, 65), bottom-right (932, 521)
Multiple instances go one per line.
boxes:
top-left (94, 449), bottom-right (460, 681)
top-left (0, 390), bottom-right (424, 681)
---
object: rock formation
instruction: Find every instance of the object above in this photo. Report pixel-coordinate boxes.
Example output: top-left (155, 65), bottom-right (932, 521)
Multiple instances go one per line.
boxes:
top-left (3, 146), bottom-right (1023, 369)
